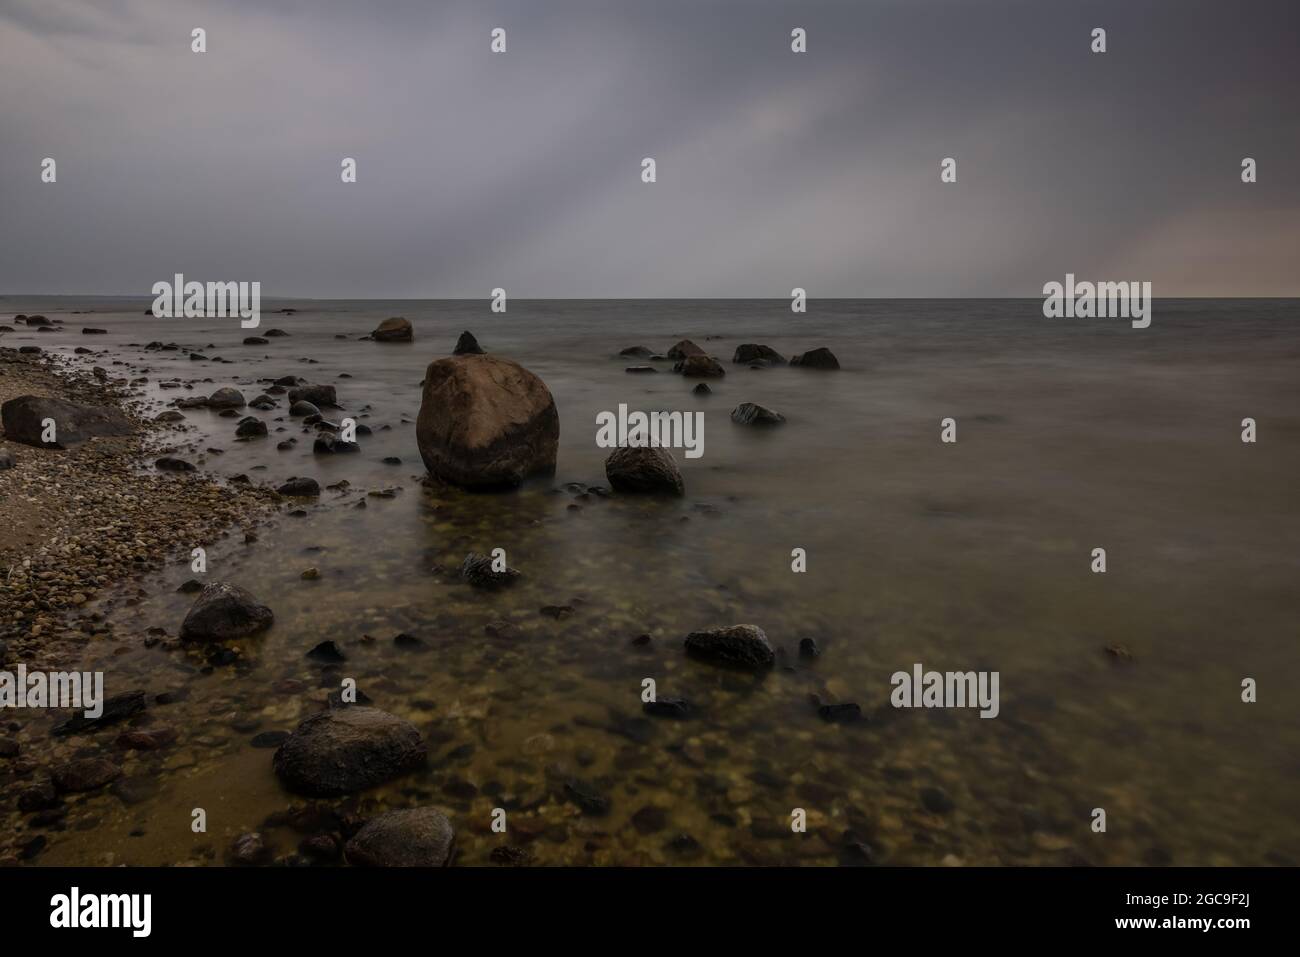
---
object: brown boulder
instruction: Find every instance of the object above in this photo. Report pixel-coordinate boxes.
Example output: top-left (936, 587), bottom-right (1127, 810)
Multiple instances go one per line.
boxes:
top-left (372, 317), bottom-right (413, 342)
top-left (416, 354), bottom-right (559, 489)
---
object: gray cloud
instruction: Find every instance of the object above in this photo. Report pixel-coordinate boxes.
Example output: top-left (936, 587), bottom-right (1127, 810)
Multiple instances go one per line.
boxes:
top-left (2, 0), bottom-right (1297, 297)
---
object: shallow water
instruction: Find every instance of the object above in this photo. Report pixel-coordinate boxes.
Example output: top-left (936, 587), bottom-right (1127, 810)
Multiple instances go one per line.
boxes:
top-left (3, 297), bottom-right (1299, 866)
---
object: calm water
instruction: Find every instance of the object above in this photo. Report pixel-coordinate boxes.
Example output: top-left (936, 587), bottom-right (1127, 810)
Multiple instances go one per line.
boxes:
top-left (4, 297), bottom-right (1299, 866)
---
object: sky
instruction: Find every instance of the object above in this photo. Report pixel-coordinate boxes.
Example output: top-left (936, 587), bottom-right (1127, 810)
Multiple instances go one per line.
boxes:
top-left (1, 0), bottom-right (1296, 298)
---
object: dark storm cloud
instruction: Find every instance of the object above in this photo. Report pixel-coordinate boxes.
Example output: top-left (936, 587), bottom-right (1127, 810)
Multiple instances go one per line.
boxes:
top-left (1, 0), bottom-right (1296, 297)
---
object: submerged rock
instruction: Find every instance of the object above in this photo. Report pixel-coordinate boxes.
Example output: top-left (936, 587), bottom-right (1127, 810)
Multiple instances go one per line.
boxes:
top-left (52, 757), bottom-right (121, 793)
top-left (416, 354), bottom-right (559, 490)
top-left (207, 387), bottom-right (246, 410)
top-left (666, 339), bottom-right (705, 360)
top-left (277, 476), bottom-right (320, 497)
top-left (154, 456), bottom-right (196, 471)
top-left (684, 624), bottom-right (775, 670)
top-left (52, 690), bottom-right (146, 735)
top-left (272, 706), bottom-right (427, 796)
top-left (372, 317), bottom-right (413, 342)
top-left (730, 402), bottom-right (785, 426)
top-left (345, 807), bottom-right (454, 867)
top-left (235, 418), bottom-right (268, 438)
top-left (288, 384), bottom-right (338, 408)
top-left (289, 400), bottom-right (319, 417)
top-left (460, 552), bottom-right (520, 588)
top-left (180, 582), bottom-right (274, 642)
top-left (790, 346), bottom-right (840, 370)
top-left (604, 446), bottom-right (684, 496)
top-left (732, 343), bottom-right (786, 366)
top-left (313, 434), bottom-right (359, 454)
top-left (673, 355), bottom-right (726, 378)
top-left (0, 395), bottom-right (132, 449)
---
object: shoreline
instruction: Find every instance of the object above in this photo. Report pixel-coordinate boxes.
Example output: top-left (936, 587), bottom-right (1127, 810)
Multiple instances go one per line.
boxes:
top-left (0, 346), bottom-right (279, 669)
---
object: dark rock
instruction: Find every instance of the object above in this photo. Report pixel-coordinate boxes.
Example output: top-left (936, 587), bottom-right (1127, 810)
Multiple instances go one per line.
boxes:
top-left (643, 697), bottom-right (693, 719)
top-left (625, 366), bottom-right (657, 374)
top-left (605, 446), bottom-right (684, 496)
top-left (153, 410), bottom-right (185, 423)
top-left (731, 402), bottom-right (785, 426)
top-left (817, 703), bottom-right (862, 723)
top-left (249, 394), bottom-right (276, 410)
top-left (372, 317), bottom-right (413, 343)
top-left (272, 707), bottom-right (427, 796)
top-left (82, 327), bottom-right (108, 335)
top-left (306, 640), bottom-right (346, 663)
top-left (277, 476), bottom-right (320, 497)
top-left (666, 339), bottom-right (705, 360)
top-left (154, 456), bottom-right (196, 472)
top-left (619, 346), bottom-right (653, 358)
top-left (920, 786), bottom-right (955, 814)
top-left (0, 395), bottom-right (132, 448)
top-left (631, 805), bottom-right (669, 834)
top-left (790, 346), bottom-right (840, 370)
top-left (298, 834), bottom-right (340, 862)
top-left (673, 355), bottom-right (726, 378)
top-left (563, 779), bottom-right (610, 816)
top-left (229, 832), bottom-right (271, 865)
top-left (345, 807), bottom-right (455, 867)
top-left (251, 731), bottom-right (290, 749)
top-left (798, 637), bottom-right (820, 659)
top-left (691, 383), bottom-right (711, 396)
top-left (684, 624), bottom-right (775, 670)
top-left (313, 433), bottom-right (359, 454)
top-left (206, 387), bottom-right (246, 410)
top-left (288, 384), bottom-right (337, 408)
top-left (416, 354), bottom-right (558, 490)
top-left (732, 343), bottom-right (786, 365)
top-left (244, 336), bottom-right (269, 345)
top-left (490, 845), bottom-right (533, 866)
top-left (0, 449), bottom-right (15, 470)
top-left (52, 757), bottom-right (121, 793)
top-left (453, 330), bottom-right (485, 355)
top-left (236, 417), bottom-right (268, 438)
top-left (52, 690), bottom-right (146, 735)
top-left (18, 782), bottom-right (59, 812)
top-left (180, 581), bottom-right (274, 642)
top-left (460, 552), bottom-right (520, 588)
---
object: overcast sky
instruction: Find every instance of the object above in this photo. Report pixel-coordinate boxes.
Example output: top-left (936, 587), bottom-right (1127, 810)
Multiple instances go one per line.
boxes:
top-left (1, 0), bottom-right (1296, 298)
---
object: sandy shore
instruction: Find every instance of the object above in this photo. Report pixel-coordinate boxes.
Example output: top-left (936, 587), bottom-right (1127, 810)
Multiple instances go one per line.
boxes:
top-left (0, 346), bottom-right (278, 669)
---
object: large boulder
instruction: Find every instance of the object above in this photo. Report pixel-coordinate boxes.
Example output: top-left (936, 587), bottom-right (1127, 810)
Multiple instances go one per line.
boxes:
top-left (0, 395), bottom-right (133, 449)
top-left (345, 808), bottom-right (455, 867)
top-left (789, 347), bottom-right (840, 370)
top-left (733, 343), bottom-right (786, 366)
top-left (372, 317), bottom-right (413, 342)
top-left (605, 446), bottom-right (684, 496)
top-left (684, 624), bottom-right (775, 670)
top-left (416, 354), bottom-right (559, 490)
top-left (272, 707), bottom-right (427, 796)
top-left (453, 330), bottom-right (485, 355)
top-left (288, 384), bottom-right (338, 408)
top-left (180, 582), bottom-right (274, 642)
